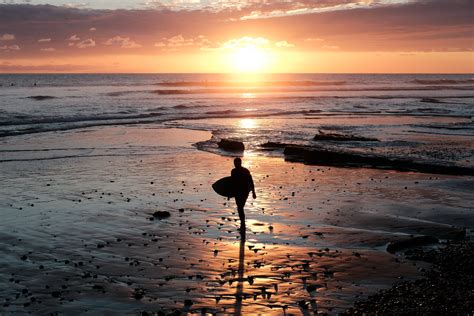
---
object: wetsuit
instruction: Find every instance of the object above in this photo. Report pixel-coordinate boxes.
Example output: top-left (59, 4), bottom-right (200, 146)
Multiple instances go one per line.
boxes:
top-left (231, 166), bottom-right (254, 221)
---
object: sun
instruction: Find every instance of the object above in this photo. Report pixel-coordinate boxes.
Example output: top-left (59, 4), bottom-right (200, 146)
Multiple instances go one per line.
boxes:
top-left (230, 46), bottom-right (269, 73)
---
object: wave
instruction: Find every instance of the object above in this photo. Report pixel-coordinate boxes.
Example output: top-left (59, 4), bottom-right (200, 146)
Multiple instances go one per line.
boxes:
top-left (1, 103), bottom-right (471, 139)
top-left (152, 86), bottom-right (474, 95)
top-left (26, 95), bottom-right (57, 101)
top-left (155, 80), bottom-right (346, 87)
top-left (0, 112), bottom-right (163, 127)
top-left (411, 79), bottom-right (474, 85)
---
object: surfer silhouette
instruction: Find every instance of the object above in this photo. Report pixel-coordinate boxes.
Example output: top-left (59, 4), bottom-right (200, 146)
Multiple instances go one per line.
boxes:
top-left (231, 158), bottom-right (256, 224)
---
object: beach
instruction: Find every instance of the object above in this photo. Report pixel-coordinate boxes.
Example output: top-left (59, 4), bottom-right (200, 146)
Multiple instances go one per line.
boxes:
top-left (1, 124), bottom-right (473, 314)
top-left (0, 74), bottom-right (473, 314)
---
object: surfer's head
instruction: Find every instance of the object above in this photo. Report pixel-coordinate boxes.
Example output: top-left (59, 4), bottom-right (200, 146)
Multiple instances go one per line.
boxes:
top-left (234, 157), bottom-right (242, 168)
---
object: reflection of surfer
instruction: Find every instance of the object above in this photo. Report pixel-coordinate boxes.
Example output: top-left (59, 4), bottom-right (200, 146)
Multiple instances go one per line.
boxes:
top-left (231, 158), bottom-right (256, 224)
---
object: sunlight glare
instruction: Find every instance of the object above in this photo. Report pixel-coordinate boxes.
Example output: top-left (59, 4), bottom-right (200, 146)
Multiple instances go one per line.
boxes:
top-left (239, 118), bottom-right (257, 129)
top-left (230, 46), bottom-right (269, 73)
top-left (241, 93), bottom-right (256, 98)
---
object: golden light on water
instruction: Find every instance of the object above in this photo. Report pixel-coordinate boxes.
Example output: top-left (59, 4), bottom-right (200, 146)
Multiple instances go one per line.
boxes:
top-left (239, 118), bottom-right (257, 129)
top-left (241, 93), bottom-right (256, 98)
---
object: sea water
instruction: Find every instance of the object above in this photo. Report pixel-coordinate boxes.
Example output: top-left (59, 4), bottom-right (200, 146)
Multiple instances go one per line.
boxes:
top-left (1, 73), bottom-right (473, 166)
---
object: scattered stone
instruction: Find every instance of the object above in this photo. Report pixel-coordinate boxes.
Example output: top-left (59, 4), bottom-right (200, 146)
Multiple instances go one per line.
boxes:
top-left (306, 284), bottom-right (321, 292)
top-left (344, 242), bottom-right (474, 315)
top-left (132, 288), bottom-right (146, 300)
top-left (153, 211), bottom-right (171, 220)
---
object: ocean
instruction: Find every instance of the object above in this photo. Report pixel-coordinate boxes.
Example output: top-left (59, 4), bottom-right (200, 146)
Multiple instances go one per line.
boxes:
top-left (1, 73), bottom-right (473, 168)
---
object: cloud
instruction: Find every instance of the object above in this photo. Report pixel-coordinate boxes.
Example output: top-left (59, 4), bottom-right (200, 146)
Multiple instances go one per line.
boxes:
top-left (38, 38), bottom-right (52, 42)
top-left (0, 44), bottom-right (20, 52)
top-left (275, 40), bottom-right (295, 48)
top-left (304, 37), bottom-right (324, 42)
top-left (221, 37), bottom-right (270, 49)
top-left (0, 61), bottom-right (89, 72)
top-left (155, 35), bottom-right (194, 47)
top-left (40, 47), bottom-right (56, 52)
top-left (76, 39), bottom-right (95, 49)
top-left (68, 35), bottom-right (81, 41)
top-left (105, 36), bottom-right (142, 49)
top-left (62, 3), bottom-right (89, 9)
top-left (0, 33), bottom-right (15, 41)
top-left (0, 0), bottom-right (471, 59)
top-left (154, 35), bottom-right (215, 50)
top-left (89, 27), bottom-right (97, 32)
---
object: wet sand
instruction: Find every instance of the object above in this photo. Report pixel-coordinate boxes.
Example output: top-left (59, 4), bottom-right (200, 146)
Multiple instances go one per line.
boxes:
top-left (0, 126), bottom-right (473, 314)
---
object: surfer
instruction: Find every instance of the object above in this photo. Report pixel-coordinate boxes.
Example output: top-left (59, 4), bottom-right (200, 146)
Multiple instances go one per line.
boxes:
top-left (231, 158), bottom-right (256, 224)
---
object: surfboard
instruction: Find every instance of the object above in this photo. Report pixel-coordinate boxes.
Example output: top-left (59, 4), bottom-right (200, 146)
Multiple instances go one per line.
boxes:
top-left (212, 177), bottom-right (235, 198)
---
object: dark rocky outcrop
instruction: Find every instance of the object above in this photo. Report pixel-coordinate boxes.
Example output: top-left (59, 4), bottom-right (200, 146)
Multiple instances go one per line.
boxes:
top-left (260, 142), bottom-right (287, 149)
top-left (313, 130), bottom-right (378, 142)
top-left (283, 146), bottom-right (474, 176)
top-left (386, 236), bottom-right (439, 253)
top-left (218, 139), bottom-right (245, 152)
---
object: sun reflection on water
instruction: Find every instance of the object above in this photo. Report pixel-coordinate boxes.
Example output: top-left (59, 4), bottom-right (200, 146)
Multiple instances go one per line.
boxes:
top-left (239, 118), bottom-right (257, 129)
top-left (241, 93), bottom-right (256, 98)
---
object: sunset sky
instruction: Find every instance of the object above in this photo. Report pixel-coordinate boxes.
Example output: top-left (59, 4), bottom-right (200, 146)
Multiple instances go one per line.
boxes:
top-left (0, 0), bottom-right (472, 73)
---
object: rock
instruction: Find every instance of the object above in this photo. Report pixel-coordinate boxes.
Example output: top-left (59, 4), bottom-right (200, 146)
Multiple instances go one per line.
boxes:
top-left (261, 142), bottom-right (287, 149)
top-left (153, 211), bottom-right (170, 220)
top-left (132, 288), bottom-right (146, 300)
top-left (313, 130), bottom-right (379, 142)
top-left (440, 228), bottom-right (466, 241)
top-left (306, 284), bottom-right (321, 292)
top-left (51, 291), bottom-right (61, 298)
top-left (283, 146), bottom-right (474, 176)
top-left (298, 300), bottom-right (309, 309)
top-left (387, 236), bottom-right (439, 253)
top-left (218, 139), bottom-right (244, 152)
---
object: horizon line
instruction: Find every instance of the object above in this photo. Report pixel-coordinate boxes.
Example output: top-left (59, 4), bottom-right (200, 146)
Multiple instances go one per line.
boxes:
top-left (1, 72), bottom-right (473, 75)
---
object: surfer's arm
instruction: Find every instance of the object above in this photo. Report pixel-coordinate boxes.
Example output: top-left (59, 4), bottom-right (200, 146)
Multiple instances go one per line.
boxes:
top-left (249, 173), bottom-right (256, 198)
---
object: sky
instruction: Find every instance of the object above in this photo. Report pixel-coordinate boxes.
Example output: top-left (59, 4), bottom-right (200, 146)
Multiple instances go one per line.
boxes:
top-left (0, 0), bottom-right (473, 73)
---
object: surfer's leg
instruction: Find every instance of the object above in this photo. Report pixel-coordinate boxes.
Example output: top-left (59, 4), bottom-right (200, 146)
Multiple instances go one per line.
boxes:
top-left (235, 195), bottom-right (247, 222)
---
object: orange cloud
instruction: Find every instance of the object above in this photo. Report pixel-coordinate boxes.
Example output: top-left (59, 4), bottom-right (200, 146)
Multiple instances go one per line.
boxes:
top-left (68, 35), bottom-right (81, 41)
top-left (76, 39), bottom-right (95, 49)
top-left (0, 33), bottom-right (15, 41)
top-left (0, 44), bottom-right (20, 52)
top-left (105, 36), bottom-right (142, 49)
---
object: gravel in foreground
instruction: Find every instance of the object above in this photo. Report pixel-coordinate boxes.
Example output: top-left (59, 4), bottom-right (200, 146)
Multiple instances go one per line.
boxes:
top-left (344, 241), bottom-right (474, 315)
